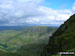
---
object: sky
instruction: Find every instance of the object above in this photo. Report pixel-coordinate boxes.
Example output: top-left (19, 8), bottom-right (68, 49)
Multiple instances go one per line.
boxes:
top-left (0, 0), bottom-right (75, 26)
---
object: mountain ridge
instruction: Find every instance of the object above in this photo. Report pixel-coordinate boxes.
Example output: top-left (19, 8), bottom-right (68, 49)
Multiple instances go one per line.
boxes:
top-left (42, 14), bottom-right (75, 56)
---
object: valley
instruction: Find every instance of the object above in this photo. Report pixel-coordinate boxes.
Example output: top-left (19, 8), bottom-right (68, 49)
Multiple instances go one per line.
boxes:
top-left (0, 26), bottom-right (57, 56)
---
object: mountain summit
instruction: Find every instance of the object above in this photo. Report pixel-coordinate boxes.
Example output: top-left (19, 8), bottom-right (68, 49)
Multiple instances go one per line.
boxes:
top-left (42, 14), bottom-right (75, 56)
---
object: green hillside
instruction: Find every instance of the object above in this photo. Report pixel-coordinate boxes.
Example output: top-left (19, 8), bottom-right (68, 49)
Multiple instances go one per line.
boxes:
top-left (42, 14), bottom-right (75, 56)
top-left (0, 26), bottom-right (57, 56)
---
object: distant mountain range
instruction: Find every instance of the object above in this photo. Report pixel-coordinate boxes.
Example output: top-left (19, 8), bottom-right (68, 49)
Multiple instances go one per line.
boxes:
top-left (0, 26), bottom-right (31, 31)
top-left (0, 26), bottom-right (58, 31)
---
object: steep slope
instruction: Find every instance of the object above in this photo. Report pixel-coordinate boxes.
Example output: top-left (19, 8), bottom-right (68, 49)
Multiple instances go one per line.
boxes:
top-left (42, 14), bottom-right (75, 56)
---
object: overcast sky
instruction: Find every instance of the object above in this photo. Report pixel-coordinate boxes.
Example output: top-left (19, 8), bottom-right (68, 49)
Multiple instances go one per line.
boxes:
top-left (0, 0), bottom-right (75, 26)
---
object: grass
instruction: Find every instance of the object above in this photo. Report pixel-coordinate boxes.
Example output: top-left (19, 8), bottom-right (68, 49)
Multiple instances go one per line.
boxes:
top-left (0, 26), bottom-right (57, 56)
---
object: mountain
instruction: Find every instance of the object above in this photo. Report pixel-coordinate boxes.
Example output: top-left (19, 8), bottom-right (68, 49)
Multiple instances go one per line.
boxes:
top-left (0, 26), bottom-right (57, 56)
top-left (0, 26), bottom-right (31, 31)
top-left (42, 14), bottom-right (75, 56)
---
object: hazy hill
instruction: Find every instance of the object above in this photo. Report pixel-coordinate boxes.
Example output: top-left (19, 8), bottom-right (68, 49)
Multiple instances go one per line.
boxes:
top-left (0, 26), bottom-right (31, 31)
top-left (42, 14), bottom-right (75, 56)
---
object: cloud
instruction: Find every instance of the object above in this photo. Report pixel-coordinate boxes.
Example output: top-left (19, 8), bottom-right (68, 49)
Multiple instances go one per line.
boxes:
top-left (0, 0), bottom-right (43, 25)
top-left (29, 6), bottom-right (73, 25)
top-left (0, 0), bottom-right (74, 26)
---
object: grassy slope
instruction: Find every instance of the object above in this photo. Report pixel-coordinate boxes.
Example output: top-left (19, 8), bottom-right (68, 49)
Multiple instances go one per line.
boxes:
top-left (54, 14), bottom-right (75, 51)
top-left (43, 14), bottom-right (75, 56)
top-left (0, 26), bottom-right (57, 56)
